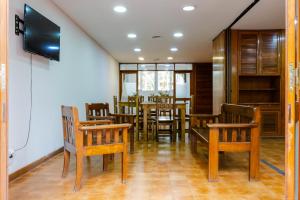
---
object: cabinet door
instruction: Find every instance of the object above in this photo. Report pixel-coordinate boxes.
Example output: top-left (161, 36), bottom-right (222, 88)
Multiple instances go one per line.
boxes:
top-left (238, 32), bottom-right (259, 75)
top-left (259, 31), bottom-right (281, 75)
top-left (261, 111), bottom-right (280, 136)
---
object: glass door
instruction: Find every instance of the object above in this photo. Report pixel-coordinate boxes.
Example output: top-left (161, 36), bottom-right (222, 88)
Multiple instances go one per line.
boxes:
top-left (175, 72), bottom-right (191, 114)
top-left (120, 71), bottom-right (137, 101)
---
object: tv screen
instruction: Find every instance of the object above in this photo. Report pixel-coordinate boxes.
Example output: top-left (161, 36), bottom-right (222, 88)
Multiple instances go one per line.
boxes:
top-left (23, 4), bottom-right (60, 61)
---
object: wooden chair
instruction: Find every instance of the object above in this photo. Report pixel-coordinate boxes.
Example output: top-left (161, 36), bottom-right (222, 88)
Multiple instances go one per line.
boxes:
top-left (156, 103), bottom-right (175, 142)
top-left (190, 104), bottom-right (261, 181)
top-left (61, 105), bottom-right (131, 191)
top-left (85, 103), bottom-right (115, 121)
top-left (86, 102), bottom-right (135, 153)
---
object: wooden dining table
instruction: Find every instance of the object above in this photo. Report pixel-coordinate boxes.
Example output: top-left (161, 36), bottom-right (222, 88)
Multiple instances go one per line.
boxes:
top-left (141, 102), bottom-right (187, 142)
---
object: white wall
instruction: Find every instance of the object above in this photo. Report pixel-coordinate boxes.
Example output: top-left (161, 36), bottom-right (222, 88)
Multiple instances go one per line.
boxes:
top-left (8, 0), bottom-right (119, 173)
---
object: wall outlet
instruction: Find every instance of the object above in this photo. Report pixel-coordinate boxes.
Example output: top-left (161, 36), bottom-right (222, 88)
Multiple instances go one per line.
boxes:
top-left (8, 149), bottom-right (15, 159)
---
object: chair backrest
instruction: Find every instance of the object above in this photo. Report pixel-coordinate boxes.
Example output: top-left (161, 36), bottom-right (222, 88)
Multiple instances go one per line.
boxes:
top-left (156, 96), bottom-right (174, 104)
top-left (219, 104), bottom-right (260, 143)
top-left (85, 103), bottom-right (110, 120)
top-left (148, 95), bottom-right (156, 102)
top-left (156, 102), bottom-right (174, 118)
top-left (113, 96), bottom-right (118, 114)
top-left (220, 104), bottom-right (258, 124)
top-left (61, 106), bottom-right (80, 148)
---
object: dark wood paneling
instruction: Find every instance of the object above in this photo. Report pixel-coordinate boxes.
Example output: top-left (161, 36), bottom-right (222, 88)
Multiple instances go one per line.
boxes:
top-left (192, 63), bottom-right (212, 114)
top-left (212, 31), bottom-right (226, 115)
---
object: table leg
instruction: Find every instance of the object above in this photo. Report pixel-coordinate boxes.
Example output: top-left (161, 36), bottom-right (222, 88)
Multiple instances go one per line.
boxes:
top-left (143, 106), bottom-right (148, 141)
top-left (180, 106), bottom-right (186, 142)
top-left (130, 116), bottom-right (134, 153)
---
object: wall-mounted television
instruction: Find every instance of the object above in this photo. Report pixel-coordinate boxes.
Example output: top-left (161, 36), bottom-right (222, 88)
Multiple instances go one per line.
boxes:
top-left (23, 4), bottom-right (61, 61)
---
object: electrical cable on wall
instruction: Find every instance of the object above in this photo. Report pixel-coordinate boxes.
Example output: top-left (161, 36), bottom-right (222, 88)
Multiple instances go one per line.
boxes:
top-left (15, 54), bottom-right (33, 152)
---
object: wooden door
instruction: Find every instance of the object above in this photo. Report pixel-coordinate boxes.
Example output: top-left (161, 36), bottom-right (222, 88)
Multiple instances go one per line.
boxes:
top-left (259, 31), bottom-right (281, 75)
top-left (0, 0), bottom-right (8, 199)
top-left (238, 31), bottom-right (259, 75)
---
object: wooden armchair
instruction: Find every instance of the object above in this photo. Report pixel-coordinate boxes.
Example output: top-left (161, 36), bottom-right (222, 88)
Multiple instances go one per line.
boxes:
top-left (190, 104), bottom-right (261, 181)
top-left (86, 102), bottom-right (136, 153)
top-left (61, 105), bottom-right (131, 191)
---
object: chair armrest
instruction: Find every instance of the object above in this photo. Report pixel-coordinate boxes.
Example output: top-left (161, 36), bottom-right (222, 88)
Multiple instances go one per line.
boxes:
top-left (79, 123), bottom-right (132, 131)
top-left (87, 116), bottom-right (115, 120)
top-left (80, 120), bottom-right (112, 126)
top-left (206, 123), bottom-right (258, 128)
top-left (190, 114), bottom-right (220, 118)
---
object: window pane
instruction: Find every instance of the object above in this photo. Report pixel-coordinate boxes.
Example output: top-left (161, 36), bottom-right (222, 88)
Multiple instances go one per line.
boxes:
top-left (175, 64), bottom-right (193, 70)
top-left (121, 73), bottom-right (137, 100)
top-left (120, 64), bottom-right (137, 70)
top-left (157, 64), bottom-right (174, 71)
top-left (176, 73), bottom-right (190, 98)
top-left (138, 71), bottom-right (155, 91)
top-left (138, 64), bottom-right (156, 70)
top-left (158, 71), bottom-right (174, 92)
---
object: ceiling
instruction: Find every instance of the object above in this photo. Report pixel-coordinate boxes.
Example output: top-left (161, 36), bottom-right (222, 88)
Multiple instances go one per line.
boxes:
top-left (51, 0), bottom-right (285, 63)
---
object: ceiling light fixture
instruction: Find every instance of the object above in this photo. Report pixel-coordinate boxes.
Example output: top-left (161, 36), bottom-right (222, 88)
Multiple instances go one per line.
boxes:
top-left (167, 57), bottom-right (173, 60)
top-left (114, 6), bottom-right (127, 13)
top-left (170, 47), bottom-right (178, 52)
top-left (173, 32), bottom-right (183, 38)
top-left (183, 5), bottom-right (195, 11)
top-left (127, 33), bottom-right (137, 39)
top-left (138, 57), bottom-right (144, 61)
top-left (134, 48), bottom-right (141, 52)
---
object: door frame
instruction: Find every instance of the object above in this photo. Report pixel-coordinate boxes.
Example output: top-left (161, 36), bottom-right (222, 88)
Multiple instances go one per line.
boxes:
top-left (0, 0), bottom-right (9, 199)
top-left (286, 0), bottom-right (296, 199)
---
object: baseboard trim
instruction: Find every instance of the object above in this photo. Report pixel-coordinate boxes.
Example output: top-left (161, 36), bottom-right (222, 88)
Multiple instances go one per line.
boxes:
top-left (9, 147), bottom-right (64, 182)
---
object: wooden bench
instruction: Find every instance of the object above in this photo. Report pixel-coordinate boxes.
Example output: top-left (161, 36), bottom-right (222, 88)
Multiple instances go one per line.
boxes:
top-left (190, 104), bottom-right (261, 181)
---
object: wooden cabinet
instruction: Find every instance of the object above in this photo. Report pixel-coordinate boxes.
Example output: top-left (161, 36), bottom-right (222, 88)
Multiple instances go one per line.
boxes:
top-left (261, 110), bottom-right (280, 137)
top-left (231, 29), bottom-right (285, 137)
top-left (259, 31), bottom-right (281, 75)
top-left (238, 30), bottom-right (282, 76)
top-left (239, 32), bottom-right (258, 75)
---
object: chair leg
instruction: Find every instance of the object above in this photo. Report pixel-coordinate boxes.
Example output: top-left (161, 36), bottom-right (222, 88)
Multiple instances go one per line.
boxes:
top-left (62, 149), bottom-right (70, 177)
top-left (122, 151), bottom-right (128, 183)
top-left (74, 153), bottom-right (83, 191)
top-left (103, 155), bottom-right (109, 171)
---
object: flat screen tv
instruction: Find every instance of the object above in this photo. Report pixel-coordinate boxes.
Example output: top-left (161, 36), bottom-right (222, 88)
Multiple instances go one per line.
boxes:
top-left (23, 4), bottom-right (60, 61)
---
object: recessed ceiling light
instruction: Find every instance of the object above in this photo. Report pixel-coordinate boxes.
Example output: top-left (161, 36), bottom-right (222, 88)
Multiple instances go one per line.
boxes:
top-left (138, 57), bottom-right (144, 61)
top-left (183, 5), bottom-right (195, 11)
top-left (170, 47), bottom-right (178, 52)
top-left (114, 6), bottom-right (127, 13)
top-left (167, 57), bottom-right (173, 60)
top-left (127, 33), bottom-right (137, 39)
top-left (173, 32), bottom-right (183, 38)
top-left (134, 48), bottom-right (141, 52)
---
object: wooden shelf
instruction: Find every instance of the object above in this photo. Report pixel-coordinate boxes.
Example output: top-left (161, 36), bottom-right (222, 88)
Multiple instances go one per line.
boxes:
top-left (239, 88), bottom-right (277, 91)
top-left (239, 102), bottom-right (280, 105)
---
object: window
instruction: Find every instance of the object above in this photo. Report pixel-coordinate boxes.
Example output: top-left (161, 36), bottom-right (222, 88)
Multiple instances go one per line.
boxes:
top-left (158, 71), bottom-right (173, 91)
top-left (138, 71), bottom-right (155, 91)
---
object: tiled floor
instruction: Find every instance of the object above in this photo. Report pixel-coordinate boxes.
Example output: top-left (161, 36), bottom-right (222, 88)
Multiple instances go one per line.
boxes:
top-left (9, 138), bottom-right (285, 200)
